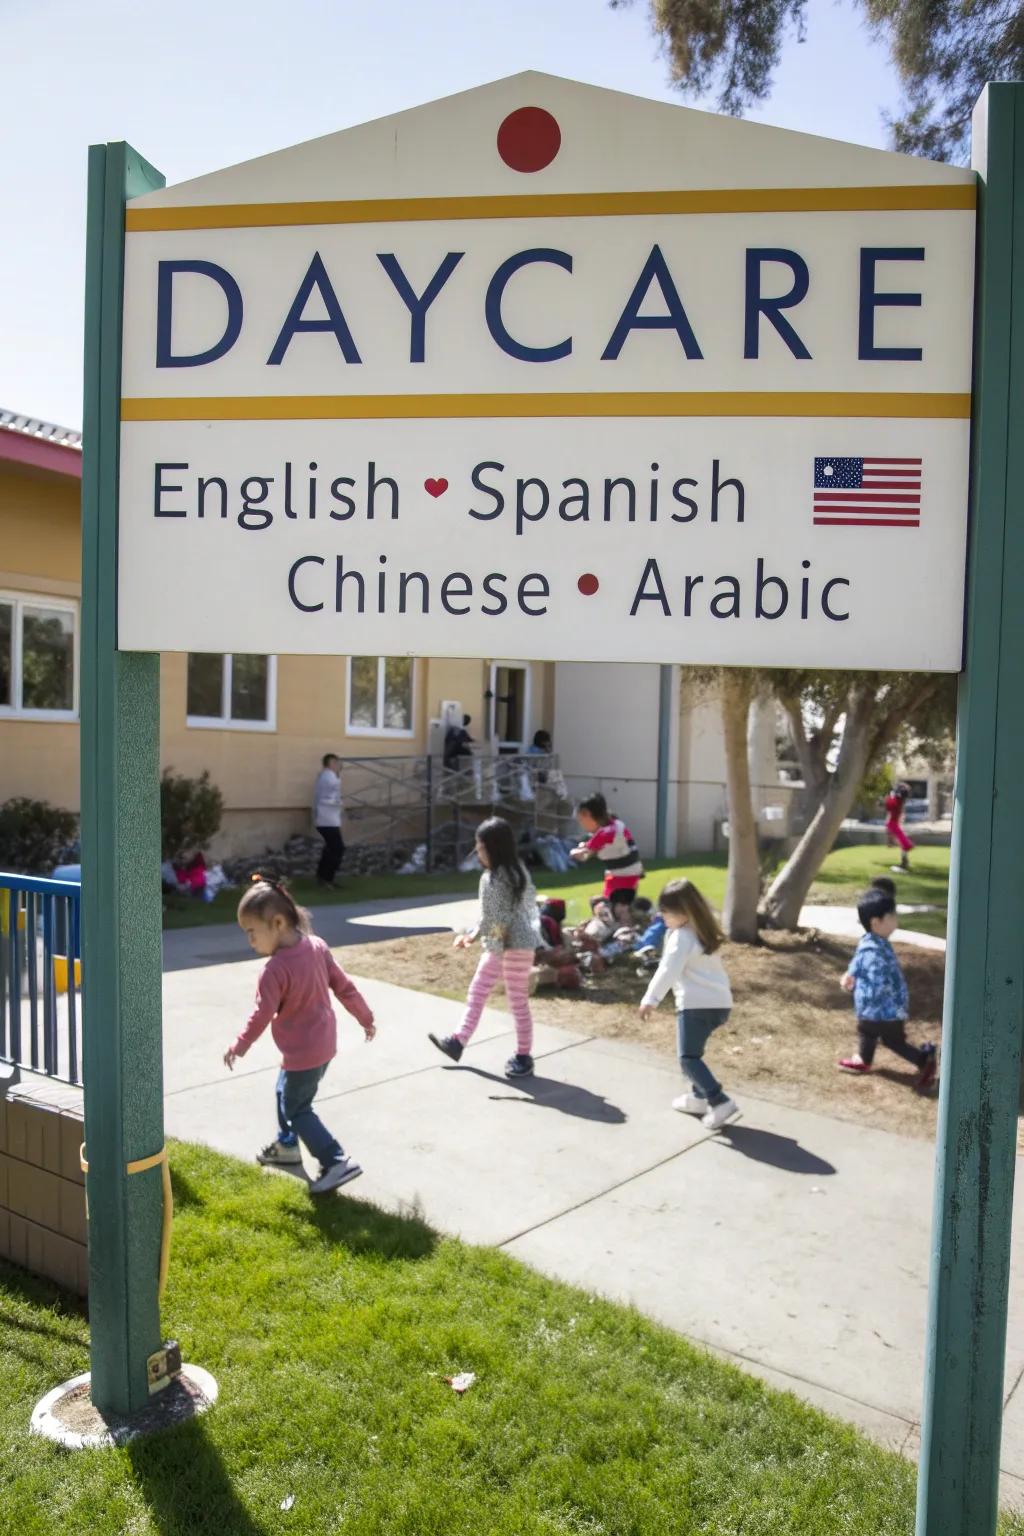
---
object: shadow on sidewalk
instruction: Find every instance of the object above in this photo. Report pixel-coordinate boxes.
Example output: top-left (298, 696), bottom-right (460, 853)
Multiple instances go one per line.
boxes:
top-left (129, 1421), bottom-right (263, 1536)
top-left (713, 1124), bottom-right (837, 1176)
top-left (446, 1064), bottom-right (627, 1124)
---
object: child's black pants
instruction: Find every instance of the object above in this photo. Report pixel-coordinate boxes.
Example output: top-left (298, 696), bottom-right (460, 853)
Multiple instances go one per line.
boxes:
top-left (857, 1018), bottom-right (927, 1068)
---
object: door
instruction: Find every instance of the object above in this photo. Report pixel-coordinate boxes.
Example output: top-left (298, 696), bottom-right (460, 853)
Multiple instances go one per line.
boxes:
top-left (488, 661), bottom-right (531, 752)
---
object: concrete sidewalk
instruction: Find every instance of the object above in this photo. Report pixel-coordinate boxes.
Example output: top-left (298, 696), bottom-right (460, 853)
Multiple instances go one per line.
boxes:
top-left (161, 945), bottom-right (1024, 1507)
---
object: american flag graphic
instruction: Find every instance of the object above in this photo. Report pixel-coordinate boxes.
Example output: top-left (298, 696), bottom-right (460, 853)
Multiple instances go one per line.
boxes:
top-left (813, 457), bottom-right (922, 527)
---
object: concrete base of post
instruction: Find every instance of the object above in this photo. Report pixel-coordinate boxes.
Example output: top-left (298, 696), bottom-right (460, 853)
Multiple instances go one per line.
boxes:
top-left (30, 1364), bottom-right (218, 1449)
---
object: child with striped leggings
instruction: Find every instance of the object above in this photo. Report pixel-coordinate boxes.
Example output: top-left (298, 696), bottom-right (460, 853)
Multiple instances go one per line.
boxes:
top-left (429, 816), bottom-right (538, 1078)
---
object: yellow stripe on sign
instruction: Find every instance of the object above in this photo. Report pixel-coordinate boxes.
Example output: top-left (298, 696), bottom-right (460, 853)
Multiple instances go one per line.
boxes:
top-left (125, 183), bottom-right (976, 231)
top-left (121, 391), bottom-right (972, 421)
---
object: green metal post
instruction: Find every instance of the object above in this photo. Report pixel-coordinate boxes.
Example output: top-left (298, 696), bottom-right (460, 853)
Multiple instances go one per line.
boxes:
top-left (655, 664), bottom-right (672, 858)
top-left (81, 141), bottom-right (166, 1415)
top-left (917, 82), bottom-right (1024, 1536)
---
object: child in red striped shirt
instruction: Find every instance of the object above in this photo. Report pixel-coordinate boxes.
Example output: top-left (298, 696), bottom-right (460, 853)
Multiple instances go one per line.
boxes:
top-left (570, 792), bottom-right (645, 904)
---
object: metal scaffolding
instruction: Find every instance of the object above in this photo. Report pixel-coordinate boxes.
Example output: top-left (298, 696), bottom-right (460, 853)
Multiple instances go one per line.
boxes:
top-left (338, 752), bottom-right (574, 870)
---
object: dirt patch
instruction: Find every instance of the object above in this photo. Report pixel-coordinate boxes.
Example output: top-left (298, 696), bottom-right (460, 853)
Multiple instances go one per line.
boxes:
top-left (43, 1371), bottom-right (213, 1446)
top-left (338, 928), bottom-right (946, 1139)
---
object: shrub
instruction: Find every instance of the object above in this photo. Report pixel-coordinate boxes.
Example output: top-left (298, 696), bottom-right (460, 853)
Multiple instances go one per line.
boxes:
top-left (0, 798), bottom-right (79, 875)
top-left (160, 769), bottom-right (224, 864)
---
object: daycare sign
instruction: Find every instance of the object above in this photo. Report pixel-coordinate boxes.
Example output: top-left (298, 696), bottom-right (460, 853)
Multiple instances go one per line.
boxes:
top-left (117, 72), bottom-right (975, 669)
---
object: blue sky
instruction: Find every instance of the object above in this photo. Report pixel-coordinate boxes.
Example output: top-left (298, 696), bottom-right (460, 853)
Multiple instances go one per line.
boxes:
top-left (2, 0), bottom-right (903, 429)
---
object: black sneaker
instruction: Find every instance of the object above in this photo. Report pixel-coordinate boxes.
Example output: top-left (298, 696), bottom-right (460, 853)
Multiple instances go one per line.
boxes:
top-left (505, 1053), bottom-right (535, 1078)
top-left (429, 1033), bottom-right (464, 1062)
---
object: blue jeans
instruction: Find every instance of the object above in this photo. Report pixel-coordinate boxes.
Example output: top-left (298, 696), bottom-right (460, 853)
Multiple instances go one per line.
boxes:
top-left (676, 1008), bottom-right (731, 1106)
top-left (276, 1065), bottom-right (343, 1164)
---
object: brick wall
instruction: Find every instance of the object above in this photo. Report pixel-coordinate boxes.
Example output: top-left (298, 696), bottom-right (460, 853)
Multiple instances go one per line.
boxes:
top-left (0, 1076), bottom-right (87, 1296)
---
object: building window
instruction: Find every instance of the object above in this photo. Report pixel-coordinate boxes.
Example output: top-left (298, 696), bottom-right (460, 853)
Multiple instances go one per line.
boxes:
top-left (0, 592), bottom-right (77, 719)
top-left (346, 656), bottom-right (414, 736)
top-left (186, 654), bottom-right (276, 731)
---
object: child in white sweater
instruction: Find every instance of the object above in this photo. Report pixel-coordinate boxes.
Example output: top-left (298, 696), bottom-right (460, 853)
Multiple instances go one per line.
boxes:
top-left (639, 879), bottom-right (740, 1130)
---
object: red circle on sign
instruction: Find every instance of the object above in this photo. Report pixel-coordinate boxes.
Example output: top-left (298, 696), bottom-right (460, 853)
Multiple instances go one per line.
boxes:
top-left (497, 107), bottom-right (561, 172)
top-left (577, 573), bottom-right (600, 597)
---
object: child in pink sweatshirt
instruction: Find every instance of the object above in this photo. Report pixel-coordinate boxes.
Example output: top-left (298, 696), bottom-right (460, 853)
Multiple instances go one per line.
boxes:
top-left (224, 876), bottom-right (375, 1194)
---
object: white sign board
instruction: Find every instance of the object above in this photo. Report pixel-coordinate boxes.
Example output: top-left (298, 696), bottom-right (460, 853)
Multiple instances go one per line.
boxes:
top-left (118, 72), bottom-right (975, 669)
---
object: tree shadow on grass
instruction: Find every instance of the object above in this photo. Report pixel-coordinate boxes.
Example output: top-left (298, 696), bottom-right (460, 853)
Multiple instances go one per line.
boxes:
top-left (129, 1420), bottom-right (263, 1536)
top-left (296, 1189), bottom-right (439, 1262)
top-left (712, 1124), bottom-right (837, 1176)
top-left (446, 1064), bottom-right (627, 1124)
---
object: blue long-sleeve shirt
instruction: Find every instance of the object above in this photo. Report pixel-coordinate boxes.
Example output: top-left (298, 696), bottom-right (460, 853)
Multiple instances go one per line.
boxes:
top-left (846, 932), bottom-right (908, 1021)
top-left (631, 915), bottom-right (666, 953)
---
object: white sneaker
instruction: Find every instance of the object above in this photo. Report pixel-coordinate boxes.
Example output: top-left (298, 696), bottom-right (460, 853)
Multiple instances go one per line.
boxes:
top-left (671, 1092), bottom-right (708, 1116)
top-left (701, 1098), bottom-right (742, 1131)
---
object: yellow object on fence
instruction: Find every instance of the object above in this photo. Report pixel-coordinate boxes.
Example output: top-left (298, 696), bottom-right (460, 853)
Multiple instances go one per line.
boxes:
top-left (53, 954), bottom-right (82, 993)
top-left (0, 892), bottom-right (27, 935)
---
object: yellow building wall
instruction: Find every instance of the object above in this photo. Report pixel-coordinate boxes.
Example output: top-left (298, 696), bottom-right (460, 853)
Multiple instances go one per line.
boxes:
top-left (0, 463), bottom-right (82, 810)
top-left (0, 464), bottom-right (81, 586)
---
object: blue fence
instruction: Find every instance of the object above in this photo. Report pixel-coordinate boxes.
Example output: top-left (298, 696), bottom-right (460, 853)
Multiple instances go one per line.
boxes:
top-left (0, 873), bottom-right (82, 1085)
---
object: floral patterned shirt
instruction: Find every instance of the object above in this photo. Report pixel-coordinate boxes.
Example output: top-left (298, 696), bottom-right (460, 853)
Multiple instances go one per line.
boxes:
top-left (473, 866), bottom-right (539, 953)
top-left (847, 932), bottom-right (908, 1022)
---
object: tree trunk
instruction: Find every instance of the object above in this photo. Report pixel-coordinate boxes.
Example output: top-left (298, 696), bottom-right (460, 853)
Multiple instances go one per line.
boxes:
top-left (761, 686), bottom-right (877, 929)
top-left (721, 669), bottom-right (760, 942)
top-left (778, 688), bottom-right (829, 803)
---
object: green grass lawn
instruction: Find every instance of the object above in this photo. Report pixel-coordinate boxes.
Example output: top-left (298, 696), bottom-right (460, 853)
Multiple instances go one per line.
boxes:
top-left (2, 1140), bottom-right (1007, 1536)
top-left (163, 858), bottom-right (730, 931)
top-left (165, 845), bottom-right (951, 937)
top-left (806, 845), bottom-right (951, 937)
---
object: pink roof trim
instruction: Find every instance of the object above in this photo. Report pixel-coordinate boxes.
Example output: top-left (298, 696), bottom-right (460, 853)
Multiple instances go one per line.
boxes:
top-left (0, 425), bottom-right (82, 480)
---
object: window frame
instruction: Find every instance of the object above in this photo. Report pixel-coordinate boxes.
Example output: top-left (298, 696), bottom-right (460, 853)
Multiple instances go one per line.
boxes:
top-left (345, 655), bottom-right (416, 739)
top-left (186, 653), bottom-right (278, 733)
top-left (0, 590), bottom-right (79, 722)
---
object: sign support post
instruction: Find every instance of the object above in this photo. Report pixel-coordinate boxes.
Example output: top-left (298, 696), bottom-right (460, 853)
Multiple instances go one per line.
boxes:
top-left (655, 664), bottom-right (673, 858)
top-left (81, 140), bottom-right (167, 1415)
top-left (917, 81), bottom-right (1024, 1536)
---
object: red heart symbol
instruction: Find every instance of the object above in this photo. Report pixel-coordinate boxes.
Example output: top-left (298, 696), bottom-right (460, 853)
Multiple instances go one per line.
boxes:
top-left (424, 477), bottom-right (448, 498)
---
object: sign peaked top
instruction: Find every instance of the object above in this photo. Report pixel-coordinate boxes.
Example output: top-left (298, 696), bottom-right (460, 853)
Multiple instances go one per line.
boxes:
top-left (129, 70), bottom-right (972, 210)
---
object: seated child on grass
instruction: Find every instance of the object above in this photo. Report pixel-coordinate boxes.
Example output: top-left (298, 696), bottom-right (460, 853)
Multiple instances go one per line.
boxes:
top-left (632, 900), bottom-right (667, 973)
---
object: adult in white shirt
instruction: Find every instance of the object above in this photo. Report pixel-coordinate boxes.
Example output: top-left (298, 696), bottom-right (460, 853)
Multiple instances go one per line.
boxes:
top-left (313, 753), bottom-right (344, 887)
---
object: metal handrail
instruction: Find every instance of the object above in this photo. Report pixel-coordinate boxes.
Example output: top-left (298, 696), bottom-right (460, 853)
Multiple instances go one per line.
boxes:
top-left (0, 872), bottom-right (82, 1085)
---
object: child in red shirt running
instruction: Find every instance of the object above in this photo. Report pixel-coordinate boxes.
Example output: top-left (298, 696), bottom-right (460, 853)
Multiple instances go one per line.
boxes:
top-left (570, 792), bottom-right (645, 904)
top-left (885, 782), bottom-right (914, 872)
top-left (224, 876), bottom-right (375, 1194)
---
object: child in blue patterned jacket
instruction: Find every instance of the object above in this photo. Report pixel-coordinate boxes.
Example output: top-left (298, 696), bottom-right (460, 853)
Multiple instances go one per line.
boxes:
top-left (838, 887), bottom-right (937, 1091)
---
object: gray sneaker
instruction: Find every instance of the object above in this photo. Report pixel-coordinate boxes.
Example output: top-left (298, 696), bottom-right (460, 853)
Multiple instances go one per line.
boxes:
top-left (257, 1140), bottom-right (302, 1166)
top-left (310, 1156), bottom-right (363, 1195)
